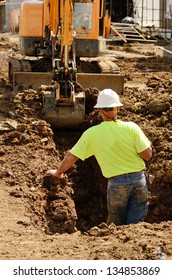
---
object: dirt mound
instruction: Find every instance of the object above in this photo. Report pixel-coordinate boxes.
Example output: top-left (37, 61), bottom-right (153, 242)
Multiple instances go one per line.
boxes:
top-left (0, 34), bottom-right (172, 260)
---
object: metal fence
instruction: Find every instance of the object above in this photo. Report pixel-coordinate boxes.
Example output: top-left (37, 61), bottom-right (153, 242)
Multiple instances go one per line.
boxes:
top-left (132, 0), bottom-right (172, 39)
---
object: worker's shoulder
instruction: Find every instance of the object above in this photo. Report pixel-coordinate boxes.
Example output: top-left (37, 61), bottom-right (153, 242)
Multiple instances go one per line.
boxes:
top-left (82, 123), bottom-right (103, 138)
top-left (84, 123), bottom-right (101, 133)
top-left (117, 120), bottom-right (141, 131)
top-left (84, 121), bottom-right (140, 133)
top-left (117, 119), bottom-right (138, 127)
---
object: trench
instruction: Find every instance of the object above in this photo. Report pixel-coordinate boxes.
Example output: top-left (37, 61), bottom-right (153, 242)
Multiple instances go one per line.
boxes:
top-left (52, 130), bottom-right (108, 232)
top-left (43, 125), bottom-right (172, 234)
top-left (44, 128), bottom-right (165, 234)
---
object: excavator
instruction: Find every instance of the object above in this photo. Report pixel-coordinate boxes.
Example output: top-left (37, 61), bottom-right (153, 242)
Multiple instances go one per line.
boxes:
top-left (9, 0), bottom-right (124, 128)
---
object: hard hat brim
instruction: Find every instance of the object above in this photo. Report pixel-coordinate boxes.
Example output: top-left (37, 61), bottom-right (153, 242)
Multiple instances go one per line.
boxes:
top-left (94, 102), bottom-right (123, 108)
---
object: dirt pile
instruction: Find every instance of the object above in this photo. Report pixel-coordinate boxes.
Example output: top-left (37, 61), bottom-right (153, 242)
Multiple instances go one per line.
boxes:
top-left (0, 34), bottom-right (172, 260)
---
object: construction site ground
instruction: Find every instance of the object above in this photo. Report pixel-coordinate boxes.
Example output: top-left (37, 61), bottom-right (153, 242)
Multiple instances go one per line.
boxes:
top-left (0, 34), bottom-right (172, 260)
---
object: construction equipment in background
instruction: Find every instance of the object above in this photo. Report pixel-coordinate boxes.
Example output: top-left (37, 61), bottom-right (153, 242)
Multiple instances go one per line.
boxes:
top-left (9, 0), bottom-right (124, 128)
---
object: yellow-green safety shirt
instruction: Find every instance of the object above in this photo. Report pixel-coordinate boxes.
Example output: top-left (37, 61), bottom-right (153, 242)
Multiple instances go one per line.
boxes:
top-left (70, 120), bottom-right (151, 178)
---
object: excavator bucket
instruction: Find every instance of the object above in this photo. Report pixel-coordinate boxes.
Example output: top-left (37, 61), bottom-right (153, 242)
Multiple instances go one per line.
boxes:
top-left (41, 86), bottom-right (85, 129)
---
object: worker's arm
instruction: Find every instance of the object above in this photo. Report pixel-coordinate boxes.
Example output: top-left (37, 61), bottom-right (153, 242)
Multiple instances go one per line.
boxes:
top-left (45, 152), bottom-right (78, 178)
top-left (139, 146), bottom-right (152, 161)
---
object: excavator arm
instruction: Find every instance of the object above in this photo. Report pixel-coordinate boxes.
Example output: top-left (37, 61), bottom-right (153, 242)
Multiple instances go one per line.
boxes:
top-left (44, 0), bottom-right (77, 103)
top-left (41, 0), bottom-right (85, 128)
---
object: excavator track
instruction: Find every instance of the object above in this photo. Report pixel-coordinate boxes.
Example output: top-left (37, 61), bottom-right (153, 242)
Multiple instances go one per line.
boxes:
top-left (9, 59), bottom-right (32, 89)
top-left (9, 59), bottom-right (21, 85)
top-left (98, 60), bottom-right (120, 74)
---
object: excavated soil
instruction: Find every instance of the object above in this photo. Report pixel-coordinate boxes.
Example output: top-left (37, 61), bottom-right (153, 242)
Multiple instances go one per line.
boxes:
top-left (0, 34), bottom-right (172, 260)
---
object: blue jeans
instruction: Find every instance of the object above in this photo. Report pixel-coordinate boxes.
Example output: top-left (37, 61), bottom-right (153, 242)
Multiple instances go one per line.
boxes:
top-left (106, 172), bottom-right (148, 225)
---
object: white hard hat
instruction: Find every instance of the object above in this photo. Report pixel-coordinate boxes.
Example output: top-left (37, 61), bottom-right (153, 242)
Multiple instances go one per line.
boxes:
top-left (94, 89), bottom-right (123, 108)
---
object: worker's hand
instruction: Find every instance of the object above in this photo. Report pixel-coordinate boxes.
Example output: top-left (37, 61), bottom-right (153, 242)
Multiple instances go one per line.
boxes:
top-left (44, 169), bottom-right (59, 178)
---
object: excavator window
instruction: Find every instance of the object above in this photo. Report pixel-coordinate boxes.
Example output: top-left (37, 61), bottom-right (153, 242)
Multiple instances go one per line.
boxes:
top-left (74, 2), bottom-right (93, 30)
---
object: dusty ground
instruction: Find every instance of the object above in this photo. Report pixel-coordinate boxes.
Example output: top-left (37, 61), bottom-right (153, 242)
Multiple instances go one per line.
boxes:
top-left (0, 34), bottom-right (172, 260)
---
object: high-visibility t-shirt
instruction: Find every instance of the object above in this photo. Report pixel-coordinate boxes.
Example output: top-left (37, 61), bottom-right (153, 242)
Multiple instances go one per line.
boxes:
top-left (70, 120), bottom-right (151, 178)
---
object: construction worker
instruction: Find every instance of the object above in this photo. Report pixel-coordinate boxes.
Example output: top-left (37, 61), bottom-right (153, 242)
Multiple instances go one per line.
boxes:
top-left (45, 89), bottom-right (152, 226)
